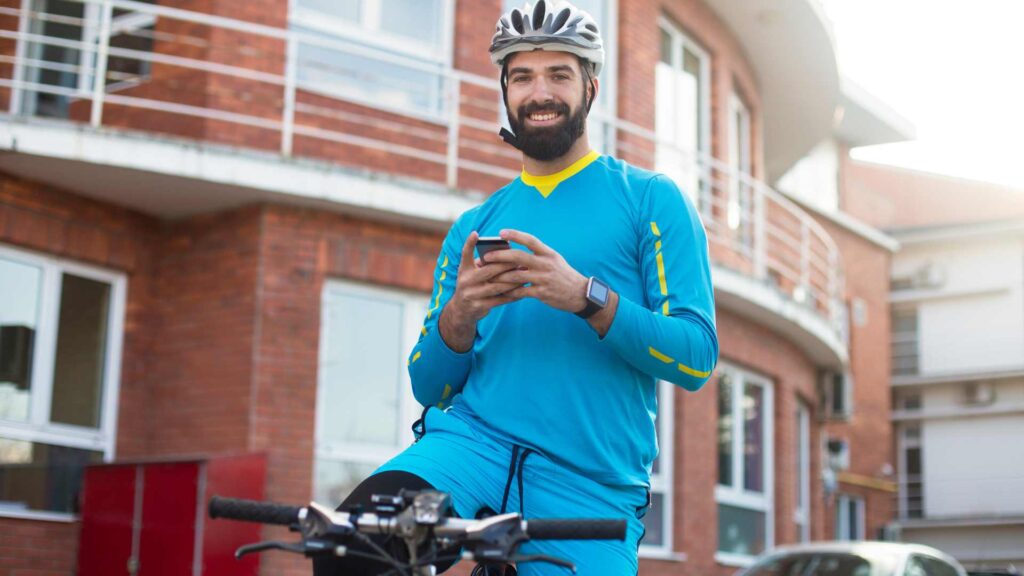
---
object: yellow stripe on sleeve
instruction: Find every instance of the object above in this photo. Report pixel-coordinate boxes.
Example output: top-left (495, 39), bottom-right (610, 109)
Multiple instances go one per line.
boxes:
top-left (678, 363), bottom-right (711, 378)
top-left (655, 252), bottom-right (668, 295)
top-left (649, 347), bottom-right (674, 364)
top-left (421, 326), bottom-right (428, 337)
top-left (411, 351), bottom-right (422, 364)
top-left (650, 222), bottom-right (661, 237)
top-left (436, 383), bottom-right (454, 409)
top-left (662, 302), bottom-right (670, 316)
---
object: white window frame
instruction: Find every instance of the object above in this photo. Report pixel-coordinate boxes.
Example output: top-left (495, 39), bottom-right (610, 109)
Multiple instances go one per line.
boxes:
top-left (715, 363), bottom-right (774, 567)
top-left (898, 424), bottom-right (924, 520)
top-left (727, 92), bottom-right (752, 242)
top-left (313, 279), bottom-right (427, 503)
top-left (0, 243), bottom-right (126, 521)
top-left (288, 0), bottom-right (455, 123)
top-left (793, 401), bottom-right (811, 542)
top-left (835, 493), bottom-right (866, 540)
top-left (639, 381), bottom-right (677, 559)
top-left (656, 16), bottom-right (712, 215)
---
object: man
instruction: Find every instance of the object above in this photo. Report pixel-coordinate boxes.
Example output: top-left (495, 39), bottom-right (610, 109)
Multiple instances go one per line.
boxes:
top-left (316, 1), bottom-right (718, 574)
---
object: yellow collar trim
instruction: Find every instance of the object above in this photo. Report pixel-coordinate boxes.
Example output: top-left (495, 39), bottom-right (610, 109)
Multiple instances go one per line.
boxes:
top-left (520, 150), bottom-right (601, 198)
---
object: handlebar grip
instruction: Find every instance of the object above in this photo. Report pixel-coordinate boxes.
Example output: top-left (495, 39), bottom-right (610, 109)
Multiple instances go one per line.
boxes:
top-left (524, 519), bottom-right (627, 541)
top-left (208, 496), bottom-right (303, 526)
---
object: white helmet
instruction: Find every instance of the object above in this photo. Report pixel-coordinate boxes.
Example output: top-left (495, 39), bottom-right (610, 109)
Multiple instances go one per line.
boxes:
top-left (490, 0), bottom-right (605, 76)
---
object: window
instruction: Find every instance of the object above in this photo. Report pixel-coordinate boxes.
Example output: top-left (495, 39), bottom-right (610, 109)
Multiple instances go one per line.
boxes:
top-left (0, 244), bottom-right (125, 518)
top-left (716, 364), bottom-right (774, 563)
top-left (18, 0), bottom-right (155, 118)
top-left (904, 555), bottom-right (960, 576)
top-left (891, 307), bottom-right (919, 376)
top-left (313, 280), bottom-right (426, 506)
top-left (727, 92), bottom-right (753, 248)
top-left (655, 17), bottom-right (711, 213)
top-left (500, 0), bottom-right (618, 154)
top-left (793, 401), bottom-right (811, 542)
top-left (818, 370), bottom-right (852, 420)
top-left (291, 0), bottom-right (454, 120)
top-left (834, 494), bottom-right (865, 540)
top-left (900, 425), bottom-right (924, 519)
top-left (639, 382), bottom-right (674, 556)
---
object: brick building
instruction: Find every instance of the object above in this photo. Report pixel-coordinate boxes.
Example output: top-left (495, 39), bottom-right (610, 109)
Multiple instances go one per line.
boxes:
top-left (0, 0), bottom-right (904, 574)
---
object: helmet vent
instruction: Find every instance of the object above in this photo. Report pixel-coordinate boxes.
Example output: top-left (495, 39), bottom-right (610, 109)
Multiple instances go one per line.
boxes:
top-left (533, 1), bottom-right (547, 30)
top-left (511, 9), bottom-right (525, 33)
top-left (552, 7), bottom-right (570, 31)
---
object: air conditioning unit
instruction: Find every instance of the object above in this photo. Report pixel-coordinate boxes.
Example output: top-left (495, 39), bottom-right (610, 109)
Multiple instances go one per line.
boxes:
top-left (826, 437), bottom-right (850, 471)
top-left (818, 370), bottom-right (852, 420)
top-left (962, 381), bottom-right (996, 406)
top-left (914, 262), bottom-right (946, 289)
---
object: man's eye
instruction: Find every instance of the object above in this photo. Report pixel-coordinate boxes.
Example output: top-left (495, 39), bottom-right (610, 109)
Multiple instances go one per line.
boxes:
top-left (553, 74), bottom-right (571, 81)
top-left (510, 76), bottom-right (529, 83)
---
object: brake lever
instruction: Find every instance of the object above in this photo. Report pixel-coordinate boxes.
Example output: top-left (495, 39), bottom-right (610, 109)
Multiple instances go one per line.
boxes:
top-left (235, 541), bottom-right (307, 559)
top-left (511, 553), bottom-right (576, 572)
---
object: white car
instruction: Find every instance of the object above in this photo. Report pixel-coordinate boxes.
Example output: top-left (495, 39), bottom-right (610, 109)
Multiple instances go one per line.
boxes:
top-left (737, 541), bottom-right (968, 576)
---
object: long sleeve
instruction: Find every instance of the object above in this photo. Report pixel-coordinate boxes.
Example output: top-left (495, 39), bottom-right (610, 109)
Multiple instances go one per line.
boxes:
top-left (602, 175), bottom-right (719, 391)
top-left (407, 225), bottom-right (472, 408)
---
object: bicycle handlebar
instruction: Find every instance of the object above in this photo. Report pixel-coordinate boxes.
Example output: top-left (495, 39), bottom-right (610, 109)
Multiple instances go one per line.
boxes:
top-left (208, 496), bottom-right (627, 541)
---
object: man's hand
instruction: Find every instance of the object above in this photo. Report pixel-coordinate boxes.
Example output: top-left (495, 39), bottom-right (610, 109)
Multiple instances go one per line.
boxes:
top-left (439, 232), bottom-right (523, 353)
top-left (483, 229), bottom-right (589, 313)
top-left (486, 229), bottom-right (619, 337)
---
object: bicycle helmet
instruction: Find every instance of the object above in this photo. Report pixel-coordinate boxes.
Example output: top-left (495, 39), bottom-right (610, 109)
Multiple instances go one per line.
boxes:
top-left (490, 0), bottom-right (605, 76)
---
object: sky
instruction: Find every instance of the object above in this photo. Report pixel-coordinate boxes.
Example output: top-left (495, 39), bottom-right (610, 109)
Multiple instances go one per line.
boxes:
top-left (822, 0), bottom-right (1024, 189)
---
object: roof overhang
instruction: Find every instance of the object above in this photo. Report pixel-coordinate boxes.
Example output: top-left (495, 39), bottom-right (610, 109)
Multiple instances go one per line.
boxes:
top-left (708, 0), bottom-right (841, 182)
top-left (837, 77), bottom-right (917, 147)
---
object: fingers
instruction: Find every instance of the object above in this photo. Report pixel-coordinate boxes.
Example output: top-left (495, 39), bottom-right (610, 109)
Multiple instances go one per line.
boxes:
top-left (489, 268), bottom-right (534, 286)
top-left (460, 231), bottom-right (479, 269)
top-left (481, 247), bottom-right (537, 268)
top-left (500, 229), bottom-right (550, 255)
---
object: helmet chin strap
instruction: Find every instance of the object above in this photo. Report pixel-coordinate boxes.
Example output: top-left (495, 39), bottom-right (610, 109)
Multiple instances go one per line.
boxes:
top-left (497, 62), bottom-right (597, 152)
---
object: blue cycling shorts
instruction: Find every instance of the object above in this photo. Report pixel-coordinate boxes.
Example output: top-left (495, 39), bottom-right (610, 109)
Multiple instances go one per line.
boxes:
top-left (375, 407), bottom-right (649, 575)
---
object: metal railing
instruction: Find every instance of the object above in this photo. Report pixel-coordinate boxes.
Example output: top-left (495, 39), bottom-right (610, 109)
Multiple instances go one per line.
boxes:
top-left (0, 0), bottom-right (844, 336)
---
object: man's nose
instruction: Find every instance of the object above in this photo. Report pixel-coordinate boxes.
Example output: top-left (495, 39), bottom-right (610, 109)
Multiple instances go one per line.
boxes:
top-left (528, 78), bottom-right (554, 102)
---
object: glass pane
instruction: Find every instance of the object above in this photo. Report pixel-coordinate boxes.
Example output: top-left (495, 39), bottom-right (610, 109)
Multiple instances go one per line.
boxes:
top-left (319, 292), bottom-right (403, 447)
top-left (296, 28), bottom-right (445, 117)
top-left (718, 503), bottom-right (765, 556)
top-left (50, 274), bottom-right (111, 428)
top-left (0, 257), bottom-right (42, 422)
top-left (847, 498), bottom-right (859, 539)
top-left (380, 0), bottom-right (441, 46)
top-left (639, 492), bottom-right (664, 547)
top-left (795, 406), bottom-right (806, 510)
top-left (0, 438), bottom-right (102, 513)
top-left (297, 0), bottom-right (360, 22)
top-left (717, 373), bottom-right (733, 486)
top-left (312, 458), bottom-right (379, 506)
top-left (743, 383), bottom-right (765, 492)
top-left (25, 0), bottom-right (85, 118)
top-left (746, 553), bottom-right (874, 576)
top-left (660, 29), bottom-right (672, 65)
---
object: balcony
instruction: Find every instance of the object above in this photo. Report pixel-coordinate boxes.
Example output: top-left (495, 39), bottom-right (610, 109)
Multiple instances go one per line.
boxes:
top-left (0, 0), bottom-right (846, 366)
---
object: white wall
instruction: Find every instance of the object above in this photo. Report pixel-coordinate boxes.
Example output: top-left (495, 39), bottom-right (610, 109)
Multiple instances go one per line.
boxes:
top-left (922, 412), bottom-right (1024, 517)
top-left (777, 139), bottom-right (840, 212)
top-left (893, 236), bottom-right (1024, 375)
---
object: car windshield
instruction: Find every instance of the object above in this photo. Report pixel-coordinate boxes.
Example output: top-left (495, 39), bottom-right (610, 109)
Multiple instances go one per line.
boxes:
top-left (745, 552), bottom-right (883, 576)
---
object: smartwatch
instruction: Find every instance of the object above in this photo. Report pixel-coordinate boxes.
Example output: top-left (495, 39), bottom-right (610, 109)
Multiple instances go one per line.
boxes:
top-left (576, 277), bottom-right (610, 319)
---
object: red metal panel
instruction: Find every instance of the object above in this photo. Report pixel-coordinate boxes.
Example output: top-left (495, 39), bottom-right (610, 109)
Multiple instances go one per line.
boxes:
top-left (201, 454), bottom-right (266, 576)
top-left (77, 464), bottom-right (137, 576)
top-left (138, 462), bottom-right (200, 576)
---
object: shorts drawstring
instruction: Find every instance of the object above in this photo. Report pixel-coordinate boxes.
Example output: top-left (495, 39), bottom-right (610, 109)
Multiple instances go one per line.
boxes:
top-left (499, 444), bottom-right (534, 516)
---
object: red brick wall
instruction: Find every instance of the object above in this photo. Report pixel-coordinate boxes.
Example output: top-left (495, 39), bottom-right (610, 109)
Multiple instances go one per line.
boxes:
top-left (0, 517), bottom-right (79, 576)
top-left (815, 215), bottom-right (896, 540)
top-left (842, 159), bottom-right (1024, 230)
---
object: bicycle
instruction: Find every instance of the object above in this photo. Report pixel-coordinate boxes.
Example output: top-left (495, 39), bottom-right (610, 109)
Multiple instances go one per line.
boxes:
top-left (208, 489), bottom-right (627, 575)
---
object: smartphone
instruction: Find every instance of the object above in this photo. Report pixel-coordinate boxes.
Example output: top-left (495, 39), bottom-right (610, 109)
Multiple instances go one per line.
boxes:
top-left (476, 236), bottom-right (510, 258)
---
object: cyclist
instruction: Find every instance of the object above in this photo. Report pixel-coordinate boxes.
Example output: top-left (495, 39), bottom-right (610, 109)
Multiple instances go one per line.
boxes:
top-left (315, 1), bottom-right (718, 574)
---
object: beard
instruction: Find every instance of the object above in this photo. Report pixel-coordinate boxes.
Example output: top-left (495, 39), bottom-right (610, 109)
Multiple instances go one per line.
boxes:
top-left (508, 99), bottom-right (587, 161)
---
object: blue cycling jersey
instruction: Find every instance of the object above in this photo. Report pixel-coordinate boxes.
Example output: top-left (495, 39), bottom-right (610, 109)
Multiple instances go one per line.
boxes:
top-left (407, 152), bottom-right (718, 487)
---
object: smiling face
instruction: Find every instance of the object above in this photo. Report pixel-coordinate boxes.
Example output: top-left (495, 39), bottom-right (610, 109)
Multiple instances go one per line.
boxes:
top-left (505, 50), bottom-right (596, 162)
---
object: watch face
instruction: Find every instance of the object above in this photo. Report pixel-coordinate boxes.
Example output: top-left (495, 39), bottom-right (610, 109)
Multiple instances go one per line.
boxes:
top-left (589, 279), bottom-right (609, 306)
